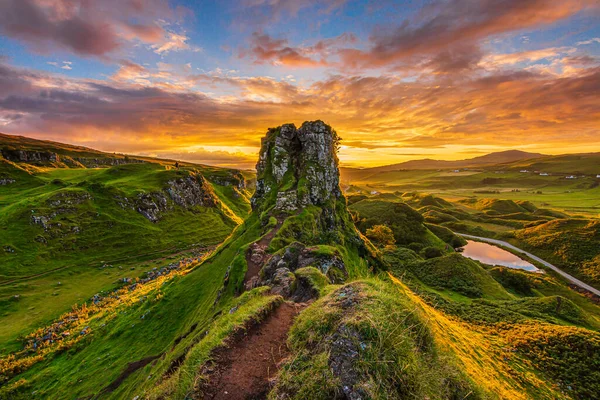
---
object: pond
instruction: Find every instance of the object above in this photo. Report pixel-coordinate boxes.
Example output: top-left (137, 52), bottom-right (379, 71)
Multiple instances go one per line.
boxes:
top-left (460, 240), bottom-right (540, 272)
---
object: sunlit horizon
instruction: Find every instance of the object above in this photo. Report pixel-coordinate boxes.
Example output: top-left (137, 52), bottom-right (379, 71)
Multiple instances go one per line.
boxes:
top-left (1, 0), bottom-right (599, 169)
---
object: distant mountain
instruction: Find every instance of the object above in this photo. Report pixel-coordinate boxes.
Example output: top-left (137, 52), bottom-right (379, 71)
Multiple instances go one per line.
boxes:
top-left (361, 150), bottom-right (546, 173)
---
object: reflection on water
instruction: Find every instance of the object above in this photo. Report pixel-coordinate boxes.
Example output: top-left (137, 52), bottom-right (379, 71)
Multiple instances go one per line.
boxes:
top-left (460, 241), bottom-right (540, 272)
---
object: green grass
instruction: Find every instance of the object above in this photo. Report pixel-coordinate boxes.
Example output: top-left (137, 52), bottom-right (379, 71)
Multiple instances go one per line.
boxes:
top-left (0, 160), bottom-right (250, 355)
top-left (349, 197), bottom-right (448, 251)
top-left (505, 218), bottom-right (600, 286)
top-left (3, 132), bottom-right (600, 399)
top-left (342, 167), bottom-right (600, 217)
top-left (270, 279), bottom-right (484, 400)
top-left (400, 253), bottom-right (513, 300)
top-left (1, 214), bottom-right (264, 399)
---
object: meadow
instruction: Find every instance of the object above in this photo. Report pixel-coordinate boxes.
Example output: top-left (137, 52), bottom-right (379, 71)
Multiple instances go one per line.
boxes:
top-left (341, 154), bottom-right (600, 217)
top-left (0, 152), bottom-right (251, 354)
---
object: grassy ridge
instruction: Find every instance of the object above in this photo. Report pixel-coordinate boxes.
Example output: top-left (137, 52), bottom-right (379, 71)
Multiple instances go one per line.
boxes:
top-left (0, 154), bottom-right (251, 354)
top-left (0, 214), bottom-right (263, 398)
top-left (271, 279), bottom-right (484, 399)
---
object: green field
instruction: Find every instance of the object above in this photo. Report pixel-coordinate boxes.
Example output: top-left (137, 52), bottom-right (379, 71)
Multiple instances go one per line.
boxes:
top-left (0, 152), bottom-right (251, 353)
top-left (341, 154), bottom-right (600, 217)
top-left (2, 133), bottom-right (600, 399)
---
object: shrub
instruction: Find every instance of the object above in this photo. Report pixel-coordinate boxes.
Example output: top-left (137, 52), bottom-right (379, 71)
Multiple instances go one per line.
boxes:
top-left (365, 225), bottom-right (395, 247)
top-left (489, 267), bottom-right (533, 296)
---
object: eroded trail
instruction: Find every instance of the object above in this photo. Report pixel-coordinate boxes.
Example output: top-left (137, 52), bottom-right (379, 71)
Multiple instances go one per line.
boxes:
top-left (243, 219), bottom-right (283, 290)
top-left (200, 302), bottom-right (303, 400)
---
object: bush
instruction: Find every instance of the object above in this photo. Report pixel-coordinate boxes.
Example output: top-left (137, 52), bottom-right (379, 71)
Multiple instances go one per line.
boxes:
top-left (365, 225), bottom-right (395, 247)
top-left (407, 242), bottom-right (424, 252)
top-left (489, 267), bottom-right (533, 296)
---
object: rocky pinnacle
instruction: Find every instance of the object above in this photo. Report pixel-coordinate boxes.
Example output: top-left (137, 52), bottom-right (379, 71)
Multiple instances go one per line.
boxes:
top-left (251, 120), bottom-right (342, 212)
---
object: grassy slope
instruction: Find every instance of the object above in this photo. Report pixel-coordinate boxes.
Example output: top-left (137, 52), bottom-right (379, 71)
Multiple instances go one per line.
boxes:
top-left (271, 279), bottom-right (485, 399)
top-left (0, 158), bottom-right (251, 354)
top-left (387, 275), bottom-right (574, 399)
top-left (341, 157), bottom-right (600, 217)
top-left (1, 214), bottom-right (262, 398)
top-left (349, 196), bottom-right (448, 252)
top-left (506, 219), bottom-right (600, 286)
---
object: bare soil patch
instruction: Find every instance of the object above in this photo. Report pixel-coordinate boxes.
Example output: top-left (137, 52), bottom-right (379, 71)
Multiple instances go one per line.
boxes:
top-left (199, 302), bottom-right (303, 399)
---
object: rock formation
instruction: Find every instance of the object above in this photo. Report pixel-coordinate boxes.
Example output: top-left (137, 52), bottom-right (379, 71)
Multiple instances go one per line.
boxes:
top-left (251, 120), bottom-right (342, 212)
top-left (115, 172), bottom-right (218, 222)
top-left (1, 149), bottom-right (59, 163)
top-left (239, 121), bottom-right (377, 301)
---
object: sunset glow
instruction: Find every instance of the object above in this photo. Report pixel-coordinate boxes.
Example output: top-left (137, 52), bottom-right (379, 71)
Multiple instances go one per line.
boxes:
top-left (1, 0), bottom-right (599, 169)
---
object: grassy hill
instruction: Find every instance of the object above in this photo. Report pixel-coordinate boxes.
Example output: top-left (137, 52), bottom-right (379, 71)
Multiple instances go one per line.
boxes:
top-left (1, 128), bottom-right (600, 399)
top-left (341, 150), bottom-right (545, 177)
top-left (340, 152), bottom-right (600, 217)
top-left (0, 134), bottom-right (252, 353)
top-left (507, 219), bottom-right (600, 286)
top-left (349, 196), bottom-right (449, 251)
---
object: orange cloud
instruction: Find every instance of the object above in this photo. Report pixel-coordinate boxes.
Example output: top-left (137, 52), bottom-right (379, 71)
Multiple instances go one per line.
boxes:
top-left (1, 61), bottom-right (599, 168)
top-left (238, 32), bottom-right (357, 68)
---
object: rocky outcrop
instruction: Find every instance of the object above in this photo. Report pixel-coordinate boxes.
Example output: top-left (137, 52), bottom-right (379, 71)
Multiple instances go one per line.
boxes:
top-left (1, 146), bottom-right (148, 168)
top-left (73, 157), bottom-right (146, 168)
top-left (210, 171), bottom-right (246, 189)
top-left (255, 242), bottom-right (347, 300)
top-left (251, 120), bottom-right (342, 212)
top-left (0, 177), bottom-right (15, 185)
top-left (167, 173), bottom-right (217, 208)
top-left (134, 192), bottom-right (169, 223)
top-left (115, 172), bottom-right (218, 222)
top-left (1, 149), bottom-right (59, 163)
top-left (30, 191), bottom-right (93, 234)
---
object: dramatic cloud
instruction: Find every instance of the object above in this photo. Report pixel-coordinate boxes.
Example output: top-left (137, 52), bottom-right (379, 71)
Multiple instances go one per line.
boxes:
top-left (339, 0), bottom-right (597, 70)
top-left (1, 60), bottom-right (598, 167)
top-left (1, 0), bottom-right (599, 167)
top-left (0, 0), bottom-right (179, 57)
top-left (239, 32), bottom-right (356, 67)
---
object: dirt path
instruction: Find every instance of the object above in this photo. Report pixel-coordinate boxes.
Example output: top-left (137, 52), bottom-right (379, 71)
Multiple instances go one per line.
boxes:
top-left (200, 302), bottom-right (302, 400)
top-left (243, 219), bottom-right (283, 290)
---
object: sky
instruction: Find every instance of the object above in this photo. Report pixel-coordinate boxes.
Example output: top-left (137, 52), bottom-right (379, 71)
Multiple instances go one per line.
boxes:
top-left (0, 0), bottom-right (599, 169)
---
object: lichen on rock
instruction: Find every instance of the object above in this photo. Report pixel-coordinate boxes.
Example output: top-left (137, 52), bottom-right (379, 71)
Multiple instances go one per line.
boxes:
top-left (251, 120), bottom-right (342, 213)
top-left (114, 171), bottom-right (218, 222)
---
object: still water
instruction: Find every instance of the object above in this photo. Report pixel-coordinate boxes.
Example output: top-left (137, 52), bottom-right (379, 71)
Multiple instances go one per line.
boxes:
top-left (460, 240), bottom-right (540, 272)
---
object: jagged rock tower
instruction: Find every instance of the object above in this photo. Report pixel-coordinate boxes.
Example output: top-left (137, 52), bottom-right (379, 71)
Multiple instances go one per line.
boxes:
top-left (243, 121), bottom-right (379, 297)
top-left (251, 120), bottom-right (342, 213)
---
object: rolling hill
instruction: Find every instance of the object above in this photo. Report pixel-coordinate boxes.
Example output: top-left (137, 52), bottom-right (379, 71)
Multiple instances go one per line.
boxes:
top-left (1, 127), bottom-right (600, 399)
top-left (0, 133), bottom-right (252, 353)
top-left (341, 150), bottom-right (546, 179)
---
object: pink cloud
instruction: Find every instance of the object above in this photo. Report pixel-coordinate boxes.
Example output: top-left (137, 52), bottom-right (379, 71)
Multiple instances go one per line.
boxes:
top-left (0, 0), bottom-right (180, 57)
